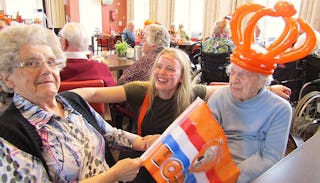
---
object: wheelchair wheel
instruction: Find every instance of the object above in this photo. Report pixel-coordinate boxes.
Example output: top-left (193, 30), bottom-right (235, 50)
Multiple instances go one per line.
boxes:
top-left (292, 91), bottom-right (320, 130)
top-left (191, 70), bottom-right (203, 85)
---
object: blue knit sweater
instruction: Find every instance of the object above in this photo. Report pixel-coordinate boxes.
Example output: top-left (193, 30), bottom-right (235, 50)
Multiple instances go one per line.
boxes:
top-left (208, 87), bottom-right (292, 183)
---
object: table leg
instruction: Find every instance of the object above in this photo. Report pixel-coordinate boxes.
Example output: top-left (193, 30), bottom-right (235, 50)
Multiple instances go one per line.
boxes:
top-left (91, 36), bottom-right (95, 55)
top-left (117, 70), bottom-right (123, 80)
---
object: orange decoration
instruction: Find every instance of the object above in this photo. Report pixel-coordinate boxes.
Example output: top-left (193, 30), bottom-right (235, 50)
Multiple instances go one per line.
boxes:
top-left (144, 19), bottom-right (161, 27)
top-left (230, 1), bottom-right (316, 75)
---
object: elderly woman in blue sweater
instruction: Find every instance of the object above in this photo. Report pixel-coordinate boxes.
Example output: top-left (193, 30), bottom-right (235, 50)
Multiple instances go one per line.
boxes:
top-left (207, 63), bottom-right (292, 183)
top-left (207, 1), bottom-right (316, 182)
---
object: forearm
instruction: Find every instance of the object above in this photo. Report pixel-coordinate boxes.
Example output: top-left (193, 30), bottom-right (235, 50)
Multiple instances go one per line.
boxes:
top-left (70, 87), bottom-right (98, 102)
top-left (132, 134), bottom-right (160, 151)
top-left (71, 86), bottom-right (127, 104)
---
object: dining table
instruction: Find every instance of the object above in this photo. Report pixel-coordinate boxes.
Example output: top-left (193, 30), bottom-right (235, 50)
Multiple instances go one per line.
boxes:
top-left (252, 131), bottom-right (320, 183)
top-left (96, 54), bottom-right (135, 80)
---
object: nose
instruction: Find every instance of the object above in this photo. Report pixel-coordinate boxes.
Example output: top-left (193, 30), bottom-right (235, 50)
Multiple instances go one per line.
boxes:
top-left (230, 72), bottom-right (241, 83)
top-left (158, 67), bottom-right (168, 75)
top-left (39, 62), bottom-right (54, 75)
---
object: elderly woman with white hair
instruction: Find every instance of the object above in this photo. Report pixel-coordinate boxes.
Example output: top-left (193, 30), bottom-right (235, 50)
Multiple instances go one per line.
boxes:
top-left (207, 1), bottom-right (316, 182)
top-left (207, 63), bottom-right (292, 183)
top-left (0, 24), bottom-right (158, 182)
top-left (118, 23), bottom-right (170, 85)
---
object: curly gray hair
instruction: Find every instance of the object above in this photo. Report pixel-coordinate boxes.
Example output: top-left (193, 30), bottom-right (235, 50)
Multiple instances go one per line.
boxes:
top-left (0, 24), bottom-right (66, 91)
top-left (143, 24), bottom-right (170, 48)
top-left (0, 24), bottom-right (66, 74)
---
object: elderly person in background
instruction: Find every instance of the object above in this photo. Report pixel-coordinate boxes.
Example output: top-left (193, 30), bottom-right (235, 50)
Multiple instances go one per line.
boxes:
top-left (118, 23), bottom-right (170, 85)
top-left (176, 24), bottom-right (190, 44)
top-left (0, 24), bottom-right (158, 182)
top-left (202, 20), bottom-right (234, 53)
top-left (59, 22), bottom-right (116, 87)
top-left (123, 21), bottom-right (136, 48)
top-left (169, 24), bottom-right (177, 43)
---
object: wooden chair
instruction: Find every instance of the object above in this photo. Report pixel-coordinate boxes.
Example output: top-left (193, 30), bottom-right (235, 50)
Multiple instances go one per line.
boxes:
top-left (59, 80), bottom-right (105, 114)
top-left (96, 36), bottom-right (109, 54)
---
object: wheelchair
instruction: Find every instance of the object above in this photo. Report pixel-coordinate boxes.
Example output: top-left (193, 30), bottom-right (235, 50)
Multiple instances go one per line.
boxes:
top-left (177, 41), bottom-right (202, 72)
top-left (273, 54), bottom-right (320, 104)
top-left (291, 81), bottom-right (320, 142)
top-left (285, 55), bottom-right (320, 153)
top-left (192, 49), bottom-right (231, 85)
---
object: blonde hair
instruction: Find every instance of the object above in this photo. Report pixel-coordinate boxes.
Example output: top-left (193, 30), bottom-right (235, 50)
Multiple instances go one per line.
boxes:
top-left (148, 48), bottom-right (194, 117)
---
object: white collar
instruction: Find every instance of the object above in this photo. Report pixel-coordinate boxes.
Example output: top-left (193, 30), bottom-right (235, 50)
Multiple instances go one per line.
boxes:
top-left (64, 51), bottom-right (88, 59)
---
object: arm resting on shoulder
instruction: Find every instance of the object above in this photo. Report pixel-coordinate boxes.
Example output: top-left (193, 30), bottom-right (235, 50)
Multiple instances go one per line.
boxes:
top-left (268, 85), bottom-right (291, 100)
top-left (71, 85), bottom-right (127, 104)
top-left (204, 84), bottom-right (291, 101)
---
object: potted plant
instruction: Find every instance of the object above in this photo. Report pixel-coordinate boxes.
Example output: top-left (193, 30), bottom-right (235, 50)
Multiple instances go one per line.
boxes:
top-left (115, 40), bottom-right (129, 58)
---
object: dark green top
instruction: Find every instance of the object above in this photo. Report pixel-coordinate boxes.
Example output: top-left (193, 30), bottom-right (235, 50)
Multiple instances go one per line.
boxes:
top-left (123, 81), bottom-right (206, 135)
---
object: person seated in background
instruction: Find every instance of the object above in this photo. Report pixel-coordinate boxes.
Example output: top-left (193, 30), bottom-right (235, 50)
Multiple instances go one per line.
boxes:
top-left (255, 24), bottom-right (266, 47)
top-left (118, 23), bottom-right (170, 85)
top-left (207, 2), bottom-right (316, 182)
top-left (123, 21), bottom-right (136, 48)
top-left (202, 20), bottom-right (234, 53)
top-left (0, 24), bottom-right (159, 182)
top-left (59, 22), bottom-right (116, 87)
top-left (168, 24), bottom-right (177, 43)
top-left (176, 24), bottom-right (190, 44)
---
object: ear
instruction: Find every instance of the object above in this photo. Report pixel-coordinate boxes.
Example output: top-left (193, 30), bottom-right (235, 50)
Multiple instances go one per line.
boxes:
top-left (0, 72), bottom-right (15, 89)
top-left (178, 75), bottom-right (183, 83)
top-left (60, 38), bottom-right (68, 51)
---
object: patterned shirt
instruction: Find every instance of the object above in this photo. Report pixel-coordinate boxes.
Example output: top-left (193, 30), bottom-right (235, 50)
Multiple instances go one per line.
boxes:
top-left (0, 93), bottom-right (138, 182)
top-left (202, 36), bottom-right (234, 53)
top-left (118, 47), bottom-right (163, 85)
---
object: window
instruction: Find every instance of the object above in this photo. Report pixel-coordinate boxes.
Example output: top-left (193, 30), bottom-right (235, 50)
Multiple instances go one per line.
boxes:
top-left (253, 0), bottom-right (301, 46)
top-left (174, 0), bottom-right (204, 39)
top-left (134, 0), bottom-right (149, 30)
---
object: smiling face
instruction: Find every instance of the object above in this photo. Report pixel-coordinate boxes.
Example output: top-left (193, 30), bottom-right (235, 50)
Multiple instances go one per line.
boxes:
top-left (229, 64), bottom-right (264, 102)
top-left (153, 53), bottom-right (183, 99)
top-left (4, 44), bottom-right (61, 105)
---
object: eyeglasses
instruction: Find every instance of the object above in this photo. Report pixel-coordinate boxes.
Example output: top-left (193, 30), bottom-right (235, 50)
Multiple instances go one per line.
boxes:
top-left (16, 58), bottom-right (63, 70)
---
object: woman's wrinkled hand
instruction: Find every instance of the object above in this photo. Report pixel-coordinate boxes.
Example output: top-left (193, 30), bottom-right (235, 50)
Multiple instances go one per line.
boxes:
top-left (111, 158), bottom-right (143, 182)
top-left (143, 134), bottom-right (160, 149)
top-left (270, 84), bottom-right (291, 100)
top-left (133, 134), bottom-right (160, 151)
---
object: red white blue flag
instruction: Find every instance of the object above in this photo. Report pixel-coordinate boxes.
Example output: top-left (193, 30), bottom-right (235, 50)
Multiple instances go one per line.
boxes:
top-left (141, 98), bottom-right (239, 183)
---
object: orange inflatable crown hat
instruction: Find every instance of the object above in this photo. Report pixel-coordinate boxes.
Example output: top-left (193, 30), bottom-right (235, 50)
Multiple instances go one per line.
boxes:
top-left (230, 1), bottom-right (316, 75)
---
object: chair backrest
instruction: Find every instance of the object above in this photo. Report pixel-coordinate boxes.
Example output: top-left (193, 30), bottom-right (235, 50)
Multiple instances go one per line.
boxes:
top-left (59, 80), bottom-right (105, 114)
top-left (201, 52), bottom-right (231, 83)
